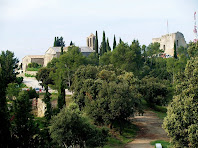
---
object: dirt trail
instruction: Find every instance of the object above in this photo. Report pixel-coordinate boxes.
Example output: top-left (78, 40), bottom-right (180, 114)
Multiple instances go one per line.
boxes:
top-left (125, 110), bottom-right (169, 148)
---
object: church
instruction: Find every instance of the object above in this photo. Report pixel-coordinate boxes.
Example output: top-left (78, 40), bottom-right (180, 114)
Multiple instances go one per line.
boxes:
top-left (22, 34), bottom-right (96, 72)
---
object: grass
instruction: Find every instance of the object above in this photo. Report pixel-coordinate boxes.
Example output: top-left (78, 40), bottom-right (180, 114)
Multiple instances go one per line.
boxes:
top-left (150, 140), bottom-right (171, 148)
top-left (26, 67), bottom-right (40, 71)
top-left (152, 105), bottom-right (167, 119)
top-left (104, 121), bottom-right (138, 148)
top-left (25, 73), bottom-right (36, 77)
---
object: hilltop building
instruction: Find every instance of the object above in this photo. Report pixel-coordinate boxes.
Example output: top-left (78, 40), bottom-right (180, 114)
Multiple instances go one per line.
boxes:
top-left (22, 55), bottom-right (44, 72)
top-left (22, 34), bottom-right (96, 71)
top-left (152, 32), bottom-right (187, 56)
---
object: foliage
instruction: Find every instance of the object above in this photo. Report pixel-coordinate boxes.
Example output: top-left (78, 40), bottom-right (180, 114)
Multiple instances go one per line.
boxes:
top-left (49, 103), bottom-right (108, 148)
top-left (0, 50), bottom-right (18, 147)
top-left (36, 68), bottom-right (54, 120)
top-left (100, 31), bottom-right (106, 56)
top-left (163, 57), bottom-right (198, 147)
top-left (28, 62), bottom-right (41, 68)
top-left (140, 77), bottom-right (168, 107)
top-left (53, 36), bottom-right (65, 47)
top-left (95, 30), bottom-right (99, 54)
top-left (11, 91), bottom-right (39, 147)
top-left (72, 65), bottom-right (142, 134)
top-left (25, 73), bottom-right (36, 77)
top-left (187, 41), bottom-right (198, 58)
top-left (174, 42), bottom-right (177, 59)
top-left (113, 34), bottom-right (116, 50)
top-left (6, 83), bottom-right (20, 100)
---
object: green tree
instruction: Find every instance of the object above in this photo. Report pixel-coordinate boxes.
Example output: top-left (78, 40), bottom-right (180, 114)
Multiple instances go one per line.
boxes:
top-left (187, 41), bottom-right (198, 58)
top-left (106, 38), bottom-right (111, 52)
top-left (61, 46), bottom-right (63, 55)
top-left (95, 30), bottom-right (99, 54)
top-left (6, 83), bottom-right (20, 100)
top-left (0, 50), bottom-right (18, 147)
top-left (49, 103), bottom-right (108, 148)
top-left (113, 34), bottom-right (116, 50)
top-left (140, 77), bottom-right (168, 107)
top-left (53, 36), bottom-right (65, 47)
top-left (53, 37), bottom-right (57, 47)
top-left (36, 68), bottom-right (54, 120)
top-left (174, 42), bottom-right (177, 59)
top-left (100, 31), bottom-right (106, 56)
top-left (70, 41), bottom-right (73, 46)
top-left (11, 91), bottom-right (38, 147)
top-left (163, 57), bottom-right (198, 147)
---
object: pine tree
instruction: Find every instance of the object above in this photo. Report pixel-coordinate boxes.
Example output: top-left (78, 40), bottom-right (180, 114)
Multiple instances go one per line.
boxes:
top-left (70, 41), bottom-right (73, 46)
top-left (113, 35), bottom-right (116, 50)
top-left (95, 31), bottom-right (98, 54)
top-left (106, 38), bottom-right (111, 52)
top-left (174, 42), bottom-right (177, 59)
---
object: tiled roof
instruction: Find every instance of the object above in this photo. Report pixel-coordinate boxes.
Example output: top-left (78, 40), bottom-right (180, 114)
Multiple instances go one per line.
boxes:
top-left (79, 46), bottom-right (95, 53)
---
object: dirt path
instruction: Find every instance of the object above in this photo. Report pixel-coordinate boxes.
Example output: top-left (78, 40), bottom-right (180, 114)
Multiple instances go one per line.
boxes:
top-left (125, 110), bottom-right (169, 148)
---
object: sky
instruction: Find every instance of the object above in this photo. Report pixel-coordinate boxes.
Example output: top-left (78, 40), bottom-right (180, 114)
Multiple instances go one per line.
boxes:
top-left (0, 0), bottom-right (198, 61)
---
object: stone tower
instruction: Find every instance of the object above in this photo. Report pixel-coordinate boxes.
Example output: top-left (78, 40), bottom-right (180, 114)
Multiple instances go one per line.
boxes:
top-left (152, 32), bottom-right (187, 56)
top-left (87, 33), bottom-right (96, 50)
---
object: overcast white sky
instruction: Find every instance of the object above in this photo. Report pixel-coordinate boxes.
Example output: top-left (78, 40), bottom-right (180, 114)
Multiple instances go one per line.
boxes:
top-left (0, 0), bottom-right (198, 60)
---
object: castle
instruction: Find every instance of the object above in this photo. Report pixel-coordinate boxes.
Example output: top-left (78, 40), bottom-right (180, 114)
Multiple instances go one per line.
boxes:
top-left (22, 34), bottom-right (96, 72)
top-left (152, 32), bottom-right (187, 56)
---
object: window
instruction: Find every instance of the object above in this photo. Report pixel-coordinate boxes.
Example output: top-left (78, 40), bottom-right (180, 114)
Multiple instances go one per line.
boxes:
top-left (177, 40), bottom-right (178, 46)
top-left (163, 45), bottom-right (165, 51)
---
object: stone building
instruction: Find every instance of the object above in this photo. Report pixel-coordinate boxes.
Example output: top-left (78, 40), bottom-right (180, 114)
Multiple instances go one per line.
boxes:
top-left (44, 47), bottom-right (68, 66)
top-left (152, 32), bottom-right (187, 56)
top-left (87, 33), bottom-right (96, 50)
top-left (22, 55), bottom-right (44, 72)
top-left (22, 33), bottom-right (96, 68)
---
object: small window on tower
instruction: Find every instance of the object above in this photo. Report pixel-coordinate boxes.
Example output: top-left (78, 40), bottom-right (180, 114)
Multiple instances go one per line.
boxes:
top-left (177, 40), bottom-right (178, 46)
top-left (163, 45), bottom-right (165, 51)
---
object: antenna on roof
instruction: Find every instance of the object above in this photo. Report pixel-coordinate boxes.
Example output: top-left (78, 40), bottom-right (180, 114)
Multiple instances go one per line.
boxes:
top-left (194, 11), bottom-right (198, 42)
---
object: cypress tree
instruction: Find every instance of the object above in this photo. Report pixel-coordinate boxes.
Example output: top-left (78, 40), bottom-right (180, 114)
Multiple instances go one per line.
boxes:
top-left (113, 35), bottom-right (116, 50)
top-left (174, 42), bottom-right (177, 59)
top-left (102, 31), bottom-right (106, 55)
top-left (58, 76), bottom-right (66, 110)
top-left (119, 38), bottom-right (122, 44)
top-left (95, 31), bottom-right (98, 54)
top-left (106, 38), bottom-right (111, 52)
top-left (70, 41), bottom-right (73, 46)
top-left (54, 37), bottom-right (57, 47)
top-left (61, 46), bottom-right (63, 55)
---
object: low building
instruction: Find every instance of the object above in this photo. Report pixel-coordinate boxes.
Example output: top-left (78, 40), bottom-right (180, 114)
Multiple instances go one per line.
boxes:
top-left (152, 32), bottom-right (187, 56)
top-left (22, 55), bottom-right (44, 72)
top-left (44, 47), bottom-right (68, 66)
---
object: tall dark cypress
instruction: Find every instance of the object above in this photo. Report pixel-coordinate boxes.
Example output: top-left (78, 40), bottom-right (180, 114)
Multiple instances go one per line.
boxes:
top-left (58, 76), bottom-right (66, 110)
top-left (119, 38), bottom-right (122, 44)
top-left (102, 31), bottom-right (106, 55)
top-left (61, 46), bottom-right (63, 55)
top-left (95, 31), bottom-right (98, 54)
top-left (106, 38), bottom-right (111, 52)
top-left (174, 42), bottom-right (177, 59)
top-left (54, 37), bottom-right (57, 47)
top-left (113, 35), bottom-right (116, 50)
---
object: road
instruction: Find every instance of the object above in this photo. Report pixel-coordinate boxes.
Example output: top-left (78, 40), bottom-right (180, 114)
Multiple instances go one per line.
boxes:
top-left (125, 110), bottom-right (169, 148)
top-left (23, 76), bottom-right (73, 95)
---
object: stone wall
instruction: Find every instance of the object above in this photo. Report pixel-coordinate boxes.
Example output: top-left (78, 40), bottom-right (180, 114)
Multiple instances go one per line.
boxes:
top-left (152, 32), bottom-right (187, 56)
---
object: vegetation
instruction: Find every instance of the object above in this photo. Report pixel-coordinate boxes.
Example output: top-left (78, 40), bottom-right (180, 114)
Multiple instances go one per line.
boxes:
top-left (25, 73), bottom-right (36, 77)
top-left (1, 32), bottom-right (197, 147)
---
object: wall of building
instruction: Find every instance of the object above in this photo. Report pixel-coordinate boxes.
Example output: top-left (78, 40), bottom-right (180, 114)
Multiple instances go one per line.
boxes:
top-left (152, 32), bottom-right (187, 56)
top-left (31, 58), bottom-right (44, 66)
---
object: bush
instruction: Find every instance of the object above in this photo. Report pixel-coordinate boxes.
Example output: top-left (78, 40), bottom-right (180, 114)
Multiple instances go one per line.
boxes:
top-left (25, 73), bottom-right (35, 77)
top-left (28, 62), bottom-right (42, 68)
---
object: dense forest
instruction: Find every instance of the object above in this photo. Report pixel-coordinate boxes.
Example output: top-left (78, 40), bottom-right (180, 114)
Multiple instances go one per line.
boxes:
top-left (1, 32), bottom-right (198, 147)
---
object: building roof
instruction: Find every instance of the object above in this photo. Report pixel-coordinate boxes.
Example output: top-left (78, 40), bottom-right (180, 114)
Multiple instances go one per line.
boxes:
top-left (79, 46), bottom-right (95, 53)
top-left (23, 55), bottom-right (44, 59)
